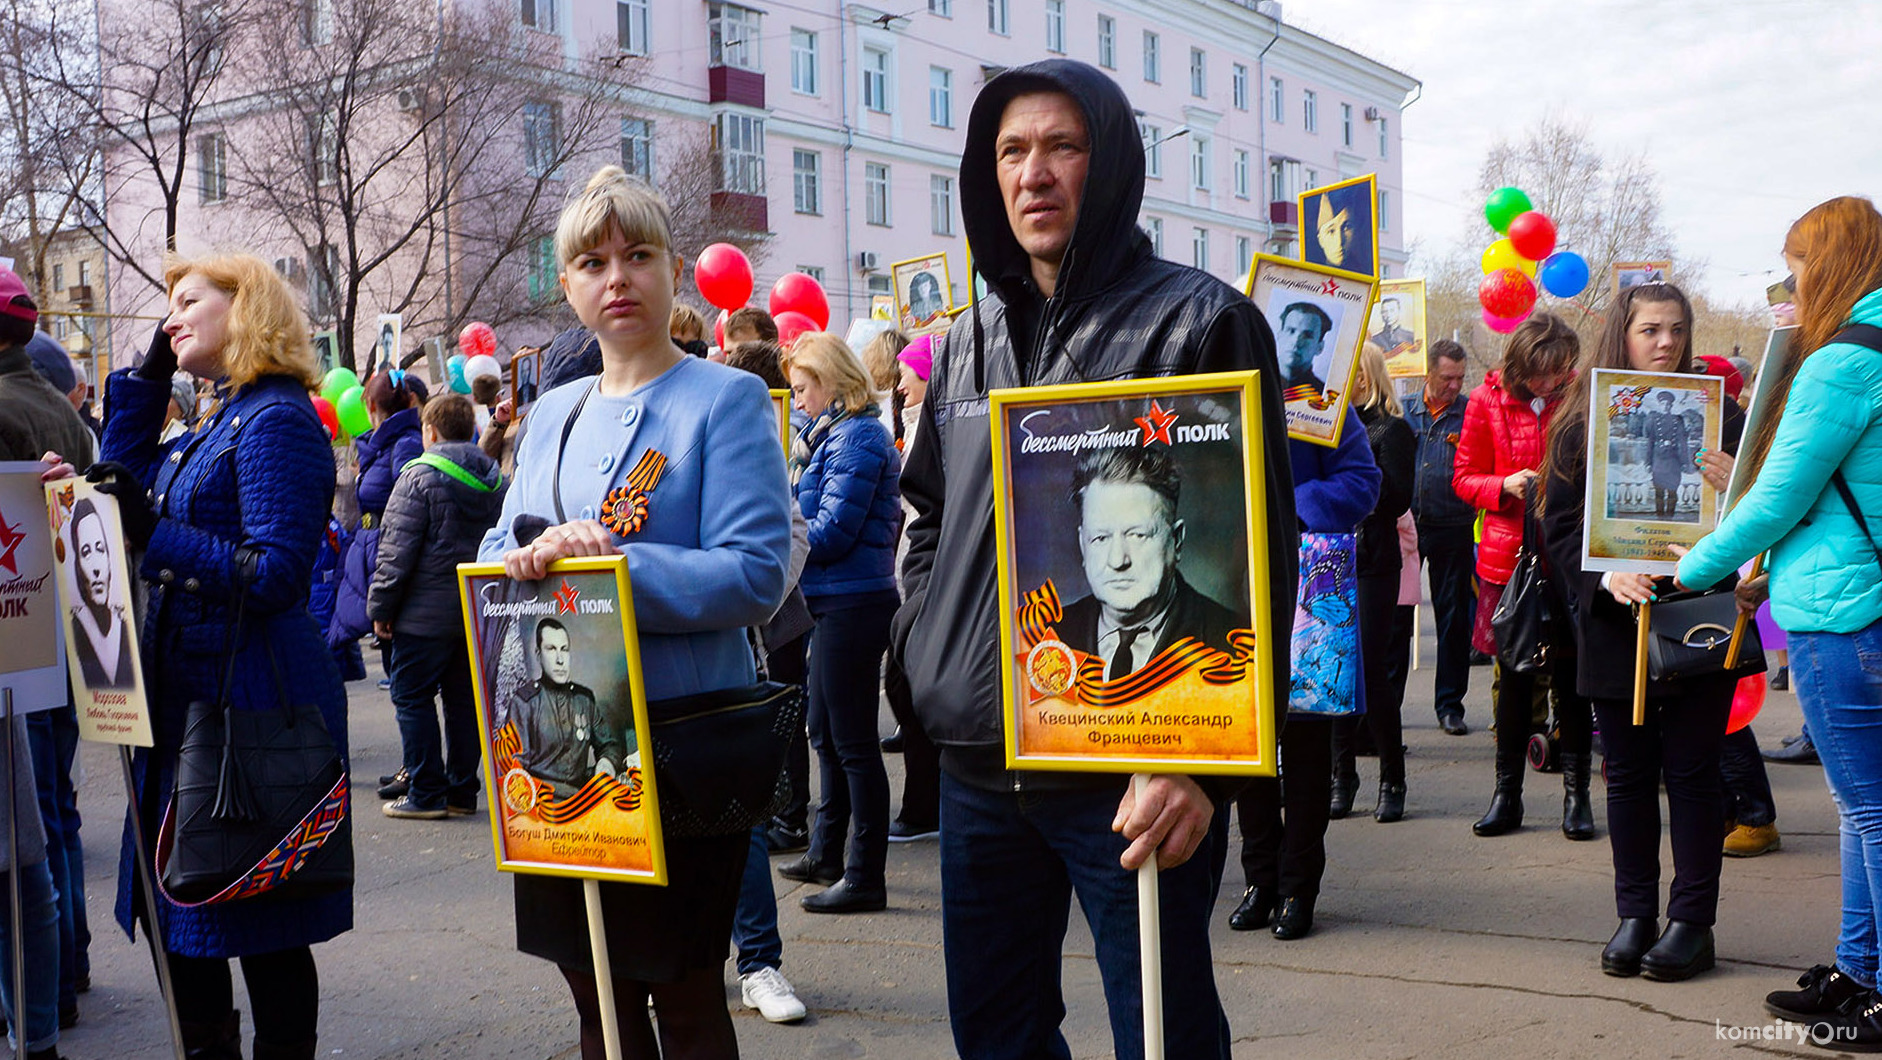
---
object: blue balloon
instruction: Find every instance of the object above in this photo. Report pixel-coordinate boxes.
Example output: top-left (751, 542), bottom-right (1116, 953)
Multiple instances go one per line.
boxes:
top-left (1539, 251), bottom-right (1590, 298)
top-left (446, 353), bottom-right (471, 394)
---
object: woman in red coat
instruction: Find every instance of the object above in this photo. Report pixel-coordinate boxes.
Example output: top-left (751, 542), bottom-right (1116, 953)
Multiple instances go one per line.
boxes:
top-left (1452, 313), bottom-right (1592, 840)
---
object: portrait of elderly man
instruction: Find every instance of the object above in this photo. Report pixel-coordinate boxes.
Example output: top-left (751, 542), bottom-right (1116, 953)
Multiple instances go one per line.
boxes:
top-left (1055, 446), bottom-right (1247, 681)
top-left (66, 496), bottom-right (134, 689)
top-left (1278, 301), bottom-right (1334, 400)
top-left (508, 617), bottom-right (629, 798)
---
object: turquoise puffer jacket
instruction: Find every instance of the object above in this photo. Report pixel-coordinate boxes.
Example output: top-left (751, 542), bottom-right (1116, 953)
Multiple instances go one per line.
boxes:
top-left (1677, 287), bottom-right (1882, 633)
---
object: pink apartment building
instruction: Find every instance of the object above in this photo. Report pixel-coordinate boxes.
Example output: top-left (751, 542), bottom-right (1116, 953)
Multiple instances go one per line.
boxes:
top-left (97, 0), bottom-right (1417, 364)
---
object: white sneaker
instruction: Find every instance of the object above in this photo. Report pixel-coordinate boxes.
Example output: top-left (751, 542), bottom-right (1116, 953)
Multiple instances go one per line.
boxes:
top-left (739, 966), bottom-right (807, 1023)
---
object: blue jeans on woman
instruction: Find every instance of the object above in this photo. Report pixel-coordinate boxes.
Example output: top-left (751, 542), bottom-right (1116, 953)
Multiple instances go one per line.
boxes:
top-left (804, 590), bottom-right (897, 889)
top-left (0, 858), bottom-right (62, 1054)
top-left (1791, 618), bottom-right (1882, 986)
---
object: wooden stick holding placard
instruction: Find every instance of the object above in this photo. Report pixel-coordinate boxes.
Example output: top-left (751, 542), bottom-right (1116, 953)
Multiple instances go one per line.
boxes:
top-left (1724, 555), bottom-right (1765, 672)
top-left (1633, 599), bottom-right (1652, 726)
top-left (121, 746), bottom-right (187, 1060)
top-left (584, 879), bottom-right (624, 1060)
top-left (1133, 774), bottom-right (1164, 1060)
top-left (5, 689), bottom-right (20, 1060)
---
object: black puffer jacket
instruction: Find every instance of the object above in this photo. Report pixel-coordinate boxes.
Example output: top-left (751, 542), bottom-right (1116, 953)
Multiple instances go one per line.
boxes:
top-left (1355, 404), bottom-right (1415, 578)
top-left (368, 441), bottom-right (507, 638)
top-left (892, 59), bottom-right (1298, 791)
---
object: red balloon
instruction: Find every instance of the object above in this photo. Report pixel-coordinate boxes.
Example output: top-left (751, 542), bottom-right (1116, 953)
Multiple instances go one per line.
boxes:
top-left (311, 396), bottom-right (339, 440)
top-left (1479, 268), bottom-right (1538, 319)
top-left (715, 308), bottom-right (729, 350)
top-left (774, 311), bottom-right (818, 348)
top-left (768, 272), bottom-right (830, 330)
top-left (1726, 672), bottom-right (1767, 735)
top-left (694, 243), bottom-right (755, 311)
top-left (1506, 211), bottom-right (1558, 261)
top-left (458, 321), bottom-right (497, 360)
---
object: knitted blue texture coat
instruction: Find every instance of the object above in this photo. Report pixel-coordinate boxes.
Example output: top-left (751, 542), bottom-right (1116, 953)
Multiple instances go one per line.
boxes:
top-left (794, 412), bottom-right (901, 598)
top-left (353, 406), bottom-right (423, 518)
top-left (102, 370), bottom-right (353, 958)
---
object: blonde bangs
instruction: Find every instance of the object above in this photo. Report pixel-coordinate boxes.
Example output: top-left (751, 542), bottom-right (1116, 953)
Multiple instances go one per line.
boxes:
top-left (164, 252), bottom-right (319, 393)
top-left (555, 165), bottom-right (674, 267)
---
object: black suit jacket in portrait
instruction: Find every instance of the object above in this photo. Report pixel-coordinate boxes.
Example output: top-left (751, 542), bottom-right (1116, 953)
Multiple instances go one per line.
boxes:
top-left (1056, 573), bottom-right (1249, 674)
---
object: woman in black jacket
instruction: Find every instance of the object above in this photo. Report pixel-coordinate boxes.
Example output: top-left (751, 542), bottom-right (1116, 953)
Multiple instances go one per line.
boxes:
top-left (1332, 345), bottom-right (1416, 822)
top-left (1538, 282), bottom-right (1736, 982)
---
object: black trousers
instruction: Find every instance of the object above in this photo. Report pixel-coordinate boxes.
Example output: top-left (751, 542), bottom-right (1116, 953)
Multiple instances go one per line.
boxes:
top-left (169, 948), bottom-right (318, 1046)
top-left (1335, 572), bottom-right (1406, 787)
top-left (1721, 725), bottom-right (1777, 828)
top-left (1236, 714), bottom-right (1333, 899)
top-left (883, 655), bottom-right (939, 827)
top-left (1417, 522), bottom-right (1476, 718)
top-left (767, 630), bottom-right (811, 833)
top-left (1592, 683), bottom-right (1733, 925)
top-left (1492, 661), bottom-right (1591, 786)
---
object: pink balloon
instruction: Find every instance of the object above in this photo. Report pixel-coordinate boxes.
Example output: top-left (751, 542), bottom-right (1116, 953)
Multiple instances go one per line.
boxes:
top-left (774, 311), bottom-right (818, 348)
top-left (458, 321), bottom-right (497, 360)
top-left (695, 243), bottom-right (755, 311)
top-left (1482, 307), bottom-right (1528, 334)
top-left (714, 308), bottom-right (729, 350)
top-left (768, 272), bottom-right (830, 330)
top-left (1726, 673), bottom-right (1766, 735)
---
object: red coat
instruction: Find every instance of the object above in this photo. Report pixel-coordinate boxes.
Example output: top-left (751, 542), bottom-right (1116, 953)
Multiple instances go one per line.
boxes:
top-left (1451, 371), bottom-right (1562, 585)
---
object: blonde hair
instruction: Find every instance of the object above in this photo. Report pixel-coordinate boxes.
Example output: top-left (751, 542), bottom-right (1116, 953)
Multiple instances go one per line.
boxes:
top-left (780, 332), bottom-right (876, 415)
top-left (163, 253), bottom-right (319, 393)
top-left (1353, 342), bottom-right (1402, 416)
top-left (858, 329), bottom-right (909, 393)
top-left (555, 165), bottom-right (674, 268)
top-left (669, 302), bottom-right (705, 342)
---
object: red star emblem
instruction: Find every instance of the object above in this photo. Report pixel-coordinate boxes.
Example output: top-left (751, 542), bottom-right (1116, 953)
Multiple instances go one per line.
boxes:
top-left (1135, 400), bottom-right (1178, 447)
top-left (1319, 278), bottom-right (1340, 295)
top-left (553, 579), bottom-right (580, 614)
top-left (0, 512), bottom-right (23, 578)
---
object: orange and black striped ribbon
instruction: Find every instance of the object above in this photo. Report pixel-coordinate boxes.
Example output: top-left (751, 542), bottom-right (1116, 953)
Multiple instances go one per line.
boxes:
top-left (1016, 579), bottom-right (1255, 709)
top-left (493, 721), bottom-right (643, 822)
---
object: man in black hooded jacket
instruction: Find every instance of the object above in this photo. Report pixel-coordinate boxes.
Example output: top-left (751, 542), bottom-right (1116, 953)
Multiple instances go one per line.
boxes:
top-left (892, 60), bottom-right (1296, 1059)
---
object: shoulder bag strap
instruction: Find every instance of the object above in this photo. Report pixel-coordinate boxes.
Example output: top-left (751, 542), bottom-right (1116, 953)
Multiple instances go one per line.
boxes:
top-left (549, 380), bottom-right (599, 525)
top-left (1832, 470), bottom-right (1882, 571)
top-left (1832, 323), bottom-right (1882, 355)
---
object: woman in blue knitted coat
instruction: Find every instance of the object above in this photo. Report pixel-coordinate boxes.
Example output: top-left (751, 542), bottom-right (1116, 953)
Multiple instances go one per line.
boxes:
top-left (95, 253), bottom-right (351, 1059)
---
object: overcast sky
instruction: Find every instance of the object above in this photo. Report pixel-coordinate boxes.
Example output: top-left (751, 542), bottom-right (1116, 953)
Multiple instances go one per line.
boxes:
top-left (1287, 0), bottom-right (1882, 309)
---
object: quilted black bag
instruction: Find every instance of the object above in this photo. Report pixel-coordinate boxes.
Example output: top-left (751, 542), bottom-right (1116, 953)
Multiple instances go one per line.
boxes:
top-left (1490, 487), bottom-right (1553, 674)
top-left (646, 681), bottom-right (803, 838)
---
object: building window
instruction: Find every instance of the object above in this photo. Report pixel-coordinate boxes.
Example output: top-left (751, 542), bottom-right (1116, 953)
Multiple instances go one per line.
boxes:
top-left (790, 29), bottom-right (817, 94)
top-left (51, 264), bottom-right (63, 290)
top-left (1305, 168), bottom-right (1319, 190)
top-left (1268, 156), bottom-right (1298, 202)
top-left (987, 0), bottom-right (1007, 35)
top-left (1096, 14), bottom-right (1115, 68)
top-left (1232, 63), bottom-right (1248, 110)
top-left (197, 132), bottom-right (227, 203)
top-left (1142, 31), bottom-right (1159, 83)
top-left (308, 114), bottom-right (337, 185)
top-left (792, 149), bottom-right (821, 215)
top-left (1191, 227), bottom-right (1208, 271)
top-left (867, 273), bottom-right (893, 297)
top-left (1379, 189), bottom-right (1391, 233)
top-left (301, 0), bottom-right (332, 45)
top-left (714, 112), bottom-right (765, 194)
top-left (931, 174), bottom-right (955, 236)
top-left (1341, 103), bottom-right (1354, 147)
top-left (1302, 89), bottom-right (1318, 133)
top-left (78, 260), bottom-right (89, 286)
top-left (1232, 149), bottom-right (1250, 198)
top-left (519, 0), bottom-right (555, 32)
top-left (528, 235), bottom-right (557, 302)
top-left (1144, 216), bottom-right (1163, 257)
top-left (1379, 115), bottom-right (1389, 158)
top-left (862, 46), bottom-right (890, 113)
top-left (929, 0), bottom-right (951, 15)
top-left (1044, 0), bottom-right (1064, 53)
top-left (1138, 120), bottom-right (1161, 179)
top-left (1268, 76), bottom-right (1284, 123)
top-left (929, 66), bottom-right (952, 127)
top-left (709, 3), bottom-right (761, 71)
top-left (616, 0), bottom-right (648, 54)
top-left (1190, 136), bottom-right (1210, 191)
top-left (799, 265), bottom-right (825, 283)
top-left (308, 244), bottom-right (337, 321)
top-left (1235, 235), bottom-right (1252, 276)
top-left (865, 162), bottom-right (891, 226)
top-left (523, 102), bottom-right (560, 177)
top-left (620, 118), bottom-right (653, 180)
top-left (1189, 48), bottom-right (1205, 98)
top-left (1381, 263), bottom-right (1393, 279)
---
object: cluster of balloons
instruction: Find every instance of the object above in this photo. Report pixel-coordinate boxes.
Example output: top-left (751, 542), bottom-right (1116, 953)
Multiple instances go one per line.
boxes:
top-left (694, 242), bottom-right (831, 349)
top-left (447, 322), bottom-right (501, 395)
top-left (316, 367), bottom-right (370, 440)
top-left (1476, 187), bottom-right (1591, 334)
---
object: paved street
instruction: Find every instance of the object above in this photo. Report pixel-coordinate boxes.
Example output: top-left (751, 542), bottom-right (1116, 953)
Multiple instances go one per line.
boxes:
top-left (55, 621), bottom-right (1840, 1059)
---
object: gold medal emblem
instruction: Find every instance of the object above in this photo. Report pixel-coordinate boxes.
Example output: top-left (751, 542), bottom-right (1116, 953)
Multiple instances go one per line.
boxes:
top-left (1026, 640), bottom-right (1077, 698)
top-left (501, 767), bottom-right (538, 815)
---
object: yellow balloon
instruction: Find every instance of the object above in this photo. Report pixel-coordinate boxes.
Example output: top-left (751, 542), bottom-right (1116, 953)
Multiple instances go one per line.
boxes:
top-left (1482, 238), bottom-right (1538, 278)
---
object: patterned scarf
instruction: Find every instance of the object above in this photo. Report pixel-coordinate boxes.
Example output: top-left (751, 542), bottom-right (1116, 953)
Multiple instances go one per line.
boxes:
top-left (789, 403), bottom-right (878, 486)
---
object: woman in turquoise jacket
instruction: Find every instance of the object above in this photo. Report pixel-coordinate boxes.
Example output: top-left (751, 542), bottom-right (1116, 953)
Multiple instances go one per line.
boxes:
top-left (1676, 196), bottom-right (1882, 1044)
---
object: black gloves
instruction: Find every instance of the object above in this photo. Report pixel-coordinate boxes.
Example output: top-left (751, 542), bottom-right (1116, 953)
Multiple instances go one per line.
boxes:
top-left (85, 461), bottom-right (159, 550)
top-left (136, 323), bottom-right (176, 381)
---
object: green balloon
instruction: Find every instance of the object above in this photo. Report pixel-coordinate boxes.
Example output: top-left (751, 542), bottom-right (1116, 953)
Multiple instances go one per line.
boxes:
top-left (1484, 187), bottom-right (1534, 234)
top-left (321, 367), bottom-right (360, 405)
top-left (336, 385), bottom-right (372, 438)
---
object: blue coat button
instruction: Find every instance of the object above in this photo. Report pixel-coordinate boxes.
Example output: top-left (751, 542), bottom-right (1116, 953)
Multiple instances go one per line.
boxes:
top-left (621, 404), bottom-right (640, 427)
top-left (598, 452), bottom-right (615, 474)
top-left (581, 505), bottom-right (597, 520)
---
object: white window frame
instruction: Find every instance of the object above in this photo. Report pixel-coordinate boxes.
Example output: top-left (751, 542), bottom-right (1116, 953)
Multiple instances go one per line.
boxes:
top-left (198, 132), bottom-right (227, 203)
top-left (616, 0), bottom-right (649, 55)
top-left (931, 174), bottom-right (955, 236)
top-left (620, 117), bottom-right (653, 181)
top-left (714, 111), bottom-right (766, 194)
top-left (1192, 227), bottom-right (1208, 271)
top-left (1189, 47), bottom-right (1205, 98)
top-left (799, 265), bottom-right (825, 284)
top-left (1096, 14), bottom-right (1115, 68)
top-left (1142, 30), bottom-right (1159, 83)
top-left (1268, 76), bottom-right (1284, 123)
top-left (51, 263), bottom-right (62, 290)
top-left (1190, 136), bottom-right (1210, 191)
top-left (987, 0), bottom-right (1008, 35)
top-left (1232, 63), bottom-right (1248, 110)
top-left (520, 0), bottom-right (556, 33)
top-left (1379, 189), bottom-right (1391, 233)
top-left (523, 102), bottom-right (560, 178)
top-left (1235, 234), bottom-right (1252, 276)
top-left (1303, 89), bottom-right (1318, 133)
top-left (528, 234), bottom-right (557, 302)
top-left (929, 0), bottom-right (951, 14)
top-left (1232, 148), bottom-right (1250, 199)
top-left (865, 162), bottom-right (891, 226)
top-left (1341, 103), bottom-right (1353, 147)
top-left (1044, 0), bottom-right (1064, 53)
top-left (929, 66), bottom-right (953, 127)
top-left (1268, 156), bottom-right (1298, 202)
top-left (1139, 120), bottom-right (1161, 179)
top-left (309, 114), bottom-right (338, 186)
top-left (709, 3), bottom-right (762, 71)
top-left (302, 0), bottom-right (332, 45)
top-left (1145, 216), bottom-right (1164, 257)
top-left (862, 45), bottom-right (891, 113)
top-left (790, 29), bottom-right (818, 94)
top-left (792, 149), bottom-right (822, 215)
top-left (1379, 115), bottom-right (1390, 158)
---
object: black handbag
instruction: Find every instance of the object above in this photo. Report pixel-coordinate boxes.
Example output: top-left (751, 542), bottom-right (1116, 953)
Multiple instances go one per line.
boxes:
top-left (1644, 588), bottom-right (1767, 683)
top-left (157, 551), bottom-right (353, 906)
top-left (646, 681), bottom-right (803, 838)
top-left (1491, 488), bottom-right (1553, 674)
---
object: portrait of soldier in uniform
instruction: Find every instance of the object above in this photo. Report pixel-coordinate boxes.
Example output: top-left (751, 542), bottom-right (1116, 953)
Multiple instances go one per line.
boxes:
top-left (509, 617), bottom-right (630, 798)
top-left (1278, 301), bottom-right (1333, 400)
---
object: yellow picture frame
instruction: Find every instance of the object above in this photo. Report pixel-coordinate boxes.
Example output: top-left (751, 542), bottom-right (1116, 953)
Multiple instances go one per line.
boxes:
top-left (988, 371), bottom-right (1277, 777)
top-left (1243, 252), bottom-right (1379, 447)
top-left (1374, 277), bottom-right (1427, 380)
top-left (1298, 172), bottom-right (1379, 280)
top-left (891, 252), bottom-right (954, 334)
top-left (769, 389), bottom-right (792, 453)
top-left (457, 553), bottom-right (667, 885)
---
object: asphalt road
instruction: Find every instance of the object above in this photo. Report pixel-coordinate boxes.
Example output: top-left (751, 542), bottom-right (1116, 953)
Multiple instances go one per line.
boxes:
top-left (53, 623), bottom-right (1842, 1059)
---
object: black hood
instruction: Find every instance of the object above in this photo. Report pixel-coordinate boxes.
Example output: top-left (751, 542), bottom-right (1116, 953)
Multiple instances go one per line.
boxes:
top-left (961, 59), bottom-right (1149, 307)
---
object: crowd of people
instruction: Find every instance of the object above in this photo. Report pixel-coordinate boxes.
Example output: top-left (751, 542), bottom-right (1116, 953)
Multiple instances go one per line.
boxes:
top-left (0, 54), bottom-right (1878, 1060)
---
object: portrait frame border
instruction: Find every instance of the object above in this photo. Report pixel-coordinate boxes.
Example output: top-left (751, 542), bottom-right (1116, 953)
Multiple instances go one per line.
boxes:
top-left (988, 370), bottom-right (1277, 777)
top-left (890, 252), bottom-right (954, 335)
top-left (456, 553), bottom-right (667, 886)
top-left (1375, 277), bottom-right (1428, 380)
top-left (1243, 252), bottom-right (1379, 447)
top-left (1297, 172), bottom-right (1380, 280)
top-left (768, 389), bottom-right (792, 454)
top-left (1581, 368), bottom-right (1724, 576)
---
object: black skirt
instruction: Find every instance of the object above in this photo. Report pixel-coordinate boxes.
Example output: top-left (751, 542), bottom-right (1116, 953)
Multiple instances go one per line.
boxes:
top-left (513, 831), bottom-right (749, 982)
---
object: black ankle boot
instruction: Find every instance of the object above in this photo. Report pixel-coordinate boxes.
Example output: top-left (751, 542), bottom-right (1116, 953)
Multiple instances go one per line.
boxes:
top-left (1272, 895), bottom-right (1315, 940)
top-left (1560, 752), bottom-right (1595, 841)
top-left (182, 1010), bottom-right (242, 1060)
top-left (1640, 920), bottom-right (1716, 981)
top-left (1374, 781), bottom-right (1406, 823)
top-left (1601, 917), bottom-right (1658, 976)
top-left (1766, 963), bottom-right (1871, 1021)
top-left (1329, 766), bottom-right (1359, 820)
top-left (1228, 885), bottom-right (1276, 931)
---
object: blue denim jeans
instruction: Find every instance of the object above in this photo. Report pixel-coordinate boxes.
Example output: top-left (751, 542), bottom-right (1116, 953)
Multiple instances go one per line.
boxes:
top-left (731, 825), bottom-right (782, 976)
top-left (27, 705), bottom-right (87, 1009)
top-left (1791, 618), bottom-right (1882, 986)
top-left (937, 773), bottom-right (1232, 1060)
top-left (389, 633), bottom-right (482, 809)
top-left (0, 858), bottom-right (62, 1053)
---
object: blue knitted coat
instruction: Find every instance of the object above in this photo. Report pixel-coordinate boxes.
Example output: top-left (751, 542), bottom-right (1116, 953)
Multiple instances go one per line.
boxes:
top-left (103, 370), bottom-right (353, 958)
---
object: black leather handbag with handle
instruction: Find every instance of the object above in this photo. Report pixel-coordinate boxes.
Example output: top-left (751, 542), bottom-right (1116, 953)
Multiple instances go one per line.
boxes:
top-left (1644, 588), bottom-right (1767, 683)
top-left (1491, 486), bottom-right (1553, 674)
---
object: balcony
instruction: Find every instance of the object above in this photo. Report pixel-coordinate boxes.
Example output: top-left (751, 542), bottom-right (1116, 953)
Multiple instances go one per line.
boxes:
top-left (68, 284), bottom-right (94, 307)
top-left (710, 191), bottom-right (768, 234)
top-left (1268, 201), bottom-right (1296, 226)
top-left (709, 66), bottom-right (765, 108)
